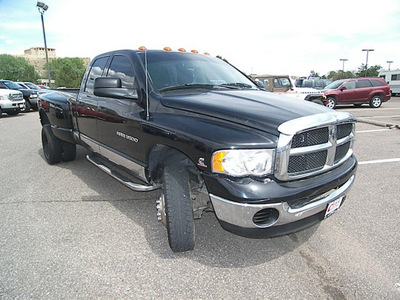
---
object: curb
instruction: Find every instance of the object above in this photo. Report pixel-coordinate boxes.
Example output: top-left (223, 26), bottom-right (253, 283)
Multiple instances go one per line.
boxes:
top-left (357, 117), bottom-right (400, 129)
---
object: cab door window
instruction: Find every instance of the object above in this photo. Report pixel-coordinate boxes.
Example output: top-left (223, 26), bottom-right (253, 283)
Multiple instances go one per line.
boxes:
top-left (84, 56), bottom-right (109, 94)
top-left (343, 81), bottom-right (356, 89)
top-left (107, 55), bottom-right (135, 88)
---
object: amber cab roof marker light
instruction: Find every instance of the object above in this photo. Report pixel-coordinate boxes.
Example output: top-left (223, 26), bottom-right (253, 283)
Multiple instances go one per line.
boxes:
top-left (138, 46), bottom-right (209, 55)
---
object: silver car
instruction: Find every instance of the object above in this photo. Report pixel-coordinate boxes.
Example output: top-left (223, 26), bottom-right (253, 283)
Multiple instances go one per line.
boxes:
top-left (0, 89), bottom-right (25, 116)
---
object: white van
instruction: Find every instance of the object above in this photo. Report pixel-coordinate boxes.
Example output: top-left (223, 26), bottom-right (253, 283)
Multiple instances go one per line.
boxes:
top-left (379, 69), bottom-right (400, 96)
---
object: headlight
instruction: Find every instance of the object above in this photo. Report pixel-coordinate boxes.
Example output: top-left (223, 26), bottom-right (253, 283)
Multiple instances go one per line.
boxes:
top-left (212, 149), bottom-right (274, 177)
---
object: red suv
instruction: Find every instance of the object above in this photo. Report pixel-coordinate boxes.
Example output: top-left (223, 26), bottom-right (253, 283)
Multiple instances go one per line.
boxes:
top-left (323, 77), bottom-right (391, 109)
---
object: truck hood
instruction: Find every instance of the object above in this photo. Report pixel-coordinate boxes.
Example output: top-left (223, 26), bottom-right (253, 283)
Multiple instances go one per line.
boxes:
top-left (292, 87), bottom-right (322, 94)
top-left (159, 89), bottom-right (330, 135)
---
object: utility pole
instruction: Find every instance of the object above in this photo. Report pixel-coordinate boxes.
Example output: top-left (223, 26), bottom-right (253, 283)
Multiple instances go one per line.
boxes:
top-left (362, 49), bottom-right (374, 77)
top-left (37, 1), bottom-right (51, 87)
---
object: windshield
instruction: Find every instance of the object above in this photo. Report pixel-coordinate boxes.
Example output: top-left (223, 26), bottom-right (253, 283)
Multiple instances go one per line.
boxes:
top-left (25, 82), bottom-right (41, 90)
top-left (139, 51), bottom-right (257, 93)
top-left (324, 80), bottom-right (345, 90)
top-left (3, 80), bottom-right (22, 90)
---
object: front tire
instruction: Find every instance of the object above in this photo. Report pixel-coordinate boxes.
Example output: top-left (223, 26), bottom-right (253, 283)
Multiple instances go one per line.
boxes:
top-left (6, 111), bottom-right (19, 116)
top-left (370, 95), bottom-right (382, 108)
top-left (42, 124), bottom-right (62, 164)
top-left (24, 100), bottom-right (31, 112)
top-left (326, 96), bottom-right (336, 109)
top-left (162, 160), bottom-right (195, 252)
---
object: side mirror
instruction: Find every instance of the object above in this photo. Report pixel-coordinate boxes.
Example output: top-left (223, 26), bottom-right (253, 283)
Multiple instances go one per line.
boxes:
top-left (340, 86), bottom-right (347, 91)
top-left (94, 77), bottom-right (138, 100)
top-left (255, 80), bottom-right (265, 90)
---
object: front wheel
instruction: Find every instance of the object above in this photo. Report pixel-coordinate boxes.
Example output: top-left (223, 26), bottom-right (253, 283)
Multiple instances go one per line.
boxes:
top-left (6, 111), bottom-right (19, 116)
top-left (23, 100), bottom-right (31, 112)
top-left (326, 96), bottom-right (336, 109)
top-left (161, 160), bottom-right (195, 252)
top-left (370, 95), bottom-right (382, 108)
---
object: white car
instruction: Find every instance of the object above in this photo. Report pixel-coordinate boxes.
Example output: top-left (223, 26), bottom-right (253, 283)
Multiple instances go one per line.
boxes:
top-left (0, 89), bottom-right (25, 116)
top-left (251, 75), bottom-right (326, 105)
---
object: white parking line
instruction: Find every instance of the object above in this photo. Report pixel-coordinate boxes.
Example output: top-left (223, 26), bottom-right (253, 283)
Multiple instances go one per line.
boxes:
top-left (356, 129), bottom-right (391, 133)
top-left (350, 108), bottom-right (400, 111)
top-left (361, 115), bottom-right (400, 119)
top-left (358, 158), bottom-right (400, 165)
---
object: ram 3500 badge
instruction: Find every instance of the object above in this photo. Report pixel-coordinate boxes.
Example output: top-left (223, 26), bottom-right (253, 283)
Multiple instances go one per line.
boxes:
top-left (38, 48), bottom-right (357, 252)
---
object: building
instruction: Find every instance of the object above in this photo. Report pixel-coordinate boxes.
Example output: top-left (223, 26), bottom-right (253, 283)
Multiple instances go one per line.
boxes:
top-left (20, 47), bottom-right (56, 78)
top-left (18, 47), bottom-right (90, 85)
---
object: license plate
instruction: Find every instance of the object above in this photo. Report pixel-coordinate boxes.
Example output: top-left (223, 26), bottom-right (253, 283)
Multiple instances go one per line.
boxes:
top-left (324, 197), bottom-right (343, 218)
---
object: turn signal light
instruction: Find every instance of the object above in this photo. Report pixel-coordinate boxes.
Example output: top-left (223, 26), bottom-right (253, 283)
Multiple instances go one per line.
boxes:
top-left (212, 151), bottom-right (226, 172)
top-left (138, 46), bottom-right (147, 51)
top-left (178, 48), bottom-right (186, 52)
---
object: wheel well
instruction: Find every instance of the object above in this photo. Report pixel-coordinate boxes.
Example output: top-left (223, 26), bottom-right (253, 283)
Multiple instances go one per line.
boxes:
top-left (39, 109), bottom-right (50, 126)
top-left (148, 145), bottom-right (198, 184)
top-left (370, 93), bottom-right (383, 99)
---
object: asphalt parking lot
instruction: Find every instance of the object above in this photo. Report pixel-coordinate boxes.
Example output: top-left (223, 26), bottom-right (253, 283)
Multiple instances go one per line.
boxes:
top-left (1, 97), bottom-right (399, 299)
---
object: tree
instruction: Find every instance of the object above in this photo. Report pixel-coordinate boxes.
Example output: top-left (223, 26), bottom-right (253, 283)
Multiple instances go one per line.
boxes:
top-left (216, 55), bottom-right (229, 63)
top-left (355, 64), bottom-right (381, 77)
top-left (309, 70), bottom-right (320, 78)
top-left (327, 70), bottom-right (355, 81)
top-left (48, 57), bottom-right (86, 88)
top-left (0, 54), bottom-right (39, 82)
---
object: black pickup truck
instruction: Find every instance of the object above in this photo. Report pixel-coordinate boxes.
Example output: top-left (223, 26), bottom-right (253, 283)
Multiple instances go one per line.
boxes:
top-left (38, 49), bottom-right (357, 252)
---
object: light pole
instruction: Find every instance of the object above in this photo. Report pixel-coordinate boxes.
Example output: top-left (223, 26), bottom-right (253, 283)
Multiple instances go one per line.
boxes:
top-left (37, 1), bottom-right (51, 88)
top-left (362, 49), bottom-right (374, 77)
top-left (340, 58), bottom-right (348, 75)
top-left (386, 60), bottom-right (393, 71)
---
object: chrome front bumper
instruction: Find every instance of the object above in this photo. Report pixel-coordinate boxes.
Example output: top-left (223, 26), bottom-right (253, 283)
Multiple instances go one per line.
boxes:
top-left (210, 175), bottom-right (355, 229)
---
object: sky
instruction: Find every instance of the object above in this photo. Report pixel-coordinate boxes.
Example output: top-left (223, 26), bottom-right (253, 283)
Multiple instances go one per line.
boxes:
top-left (1, 0), bottom-right (400, 77)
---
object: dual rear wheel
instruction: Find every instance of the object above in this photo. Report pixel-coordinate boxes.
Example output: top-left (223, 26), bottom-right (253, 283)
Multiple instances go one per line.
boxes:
top-left (41, 124), bottom-right (76, 164)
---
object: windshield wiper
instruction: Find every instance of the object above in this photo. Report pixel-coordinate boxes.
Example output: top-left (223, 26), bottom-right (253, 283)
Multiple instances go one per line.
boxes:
top-left (159, 84), bottom-right (215, 92)
top-left (218, 83), bottom-right (254, 89)
top-left (159, 82), bottom-right (255, 92)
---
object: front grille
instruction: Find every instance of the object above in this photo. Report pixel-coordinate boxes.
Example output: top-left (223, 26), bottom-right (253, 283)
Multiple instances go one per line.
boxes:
top-left (275, 112), bottom-right (356, 181)
top-left (291, 127), bottom-right (329, 148)
top-left (337, 123), bottom-right (353, 139)
top-left (10, 93), bottom-right (23, 101)
top-left (334, 141), bottom-right (351, 163)
top-left (288, 151), bottom-right (327, 173)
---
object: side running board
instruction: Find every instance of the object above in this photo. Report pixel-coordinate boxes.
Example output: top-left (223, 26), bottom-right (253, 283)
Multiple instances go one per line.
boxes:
top-left (86, 155), bottom-right (160, 192)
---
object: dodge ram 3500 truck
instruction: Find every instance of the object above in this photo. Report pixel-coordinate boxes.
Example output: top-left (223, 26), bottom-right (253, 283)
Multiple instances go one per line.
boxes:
top-left (38, 49), bottom-right (357, 252)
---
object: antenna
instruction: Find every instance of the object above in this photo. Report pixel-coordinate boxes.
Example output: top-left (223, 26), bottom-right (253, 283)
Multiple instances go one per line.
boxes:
top-left (144, 49), bottom-right (150, 120)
